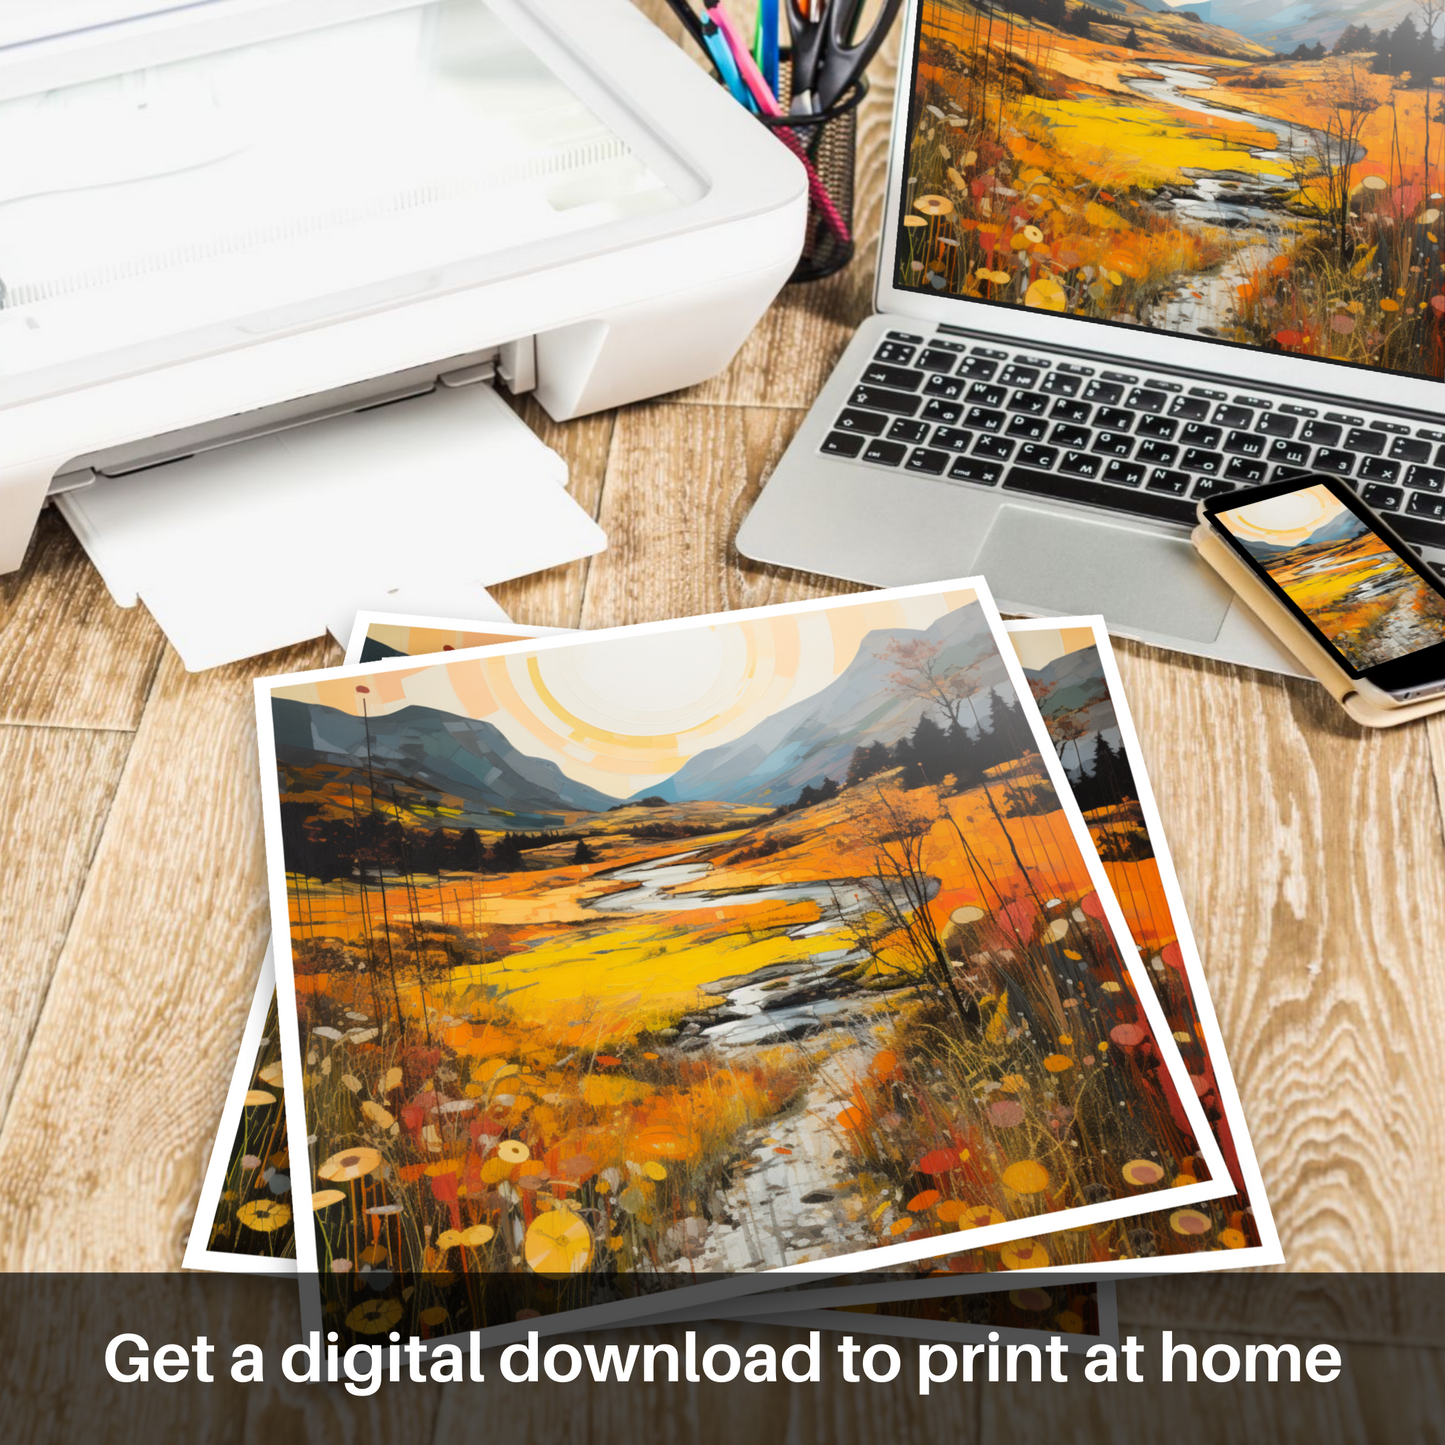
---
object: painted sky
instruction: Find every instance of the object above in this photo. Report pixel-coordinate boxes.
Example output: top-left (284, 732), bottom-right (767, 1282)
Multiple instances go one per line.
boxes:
top-left (274, 589), bottom-right (981, 795)
top-left (1217, 485), bottom-right (1350, 547)
top-left (1007, 624), bottom-right (1100, 674)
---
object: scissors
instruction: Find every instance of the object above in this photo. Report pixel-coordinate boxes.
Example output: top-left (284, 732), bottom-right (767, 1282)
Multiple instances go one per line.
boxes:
top-left (786, 0), bottom-right (904, 114)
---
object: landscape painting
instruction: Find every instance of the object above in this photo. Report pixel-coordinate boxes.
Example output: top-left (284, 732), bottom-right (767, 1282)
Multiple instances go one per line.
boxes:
top-left (902, 0), bottom-right (1445, 376)
top-left (261, 585), bottom-right (1227, 1344)
top-left (184, 947), bottom-right (296, 1269)
top-left (1218, 483), bottom-right (1445, 664)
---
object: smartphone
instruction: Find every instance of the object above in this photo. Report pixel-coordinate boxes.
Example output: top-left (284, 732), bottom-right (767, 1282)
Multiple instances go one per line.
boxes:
top-left (1201, 474), bottom-right (1445, 705)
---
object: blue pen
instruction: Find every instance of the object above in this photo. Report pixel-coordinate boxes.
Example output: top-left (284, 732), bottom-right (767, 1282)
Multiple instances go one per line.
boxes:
top-left (701, 15), bottom-right (756, 111)
top-left (758, 0), bottom-right (779, 98)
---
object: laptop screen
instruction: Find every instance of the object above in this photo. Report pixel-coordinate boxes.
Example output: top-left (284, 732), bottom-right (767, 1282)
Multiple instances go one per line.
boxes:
top-left (894, 0), bottom-right (1445, 381)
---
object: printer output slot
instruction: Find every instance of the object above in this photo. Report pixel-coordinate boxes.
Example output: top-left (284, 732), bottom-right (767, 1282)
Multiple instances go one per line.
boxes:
top-left (46, 338), bottom-right (538, 497)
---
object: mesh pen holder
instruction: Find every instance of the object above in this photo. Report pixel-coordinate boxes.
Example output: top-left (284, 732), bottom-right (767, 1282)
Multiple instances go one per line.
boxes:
top-left (758, 61), bottom-right (867, 284)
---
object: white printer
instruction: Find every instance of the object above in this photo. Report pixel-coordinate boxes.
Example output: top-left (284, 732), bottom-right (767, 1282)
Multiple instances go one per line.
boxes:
top-left (0, 0), bottom-right (806, 665)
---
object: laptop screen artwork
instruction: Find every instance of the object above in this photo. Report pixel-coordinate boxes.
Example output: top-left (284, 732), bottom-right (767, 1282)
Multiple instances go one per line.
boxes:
top-left (895, 0), bottom-right (1445, 381)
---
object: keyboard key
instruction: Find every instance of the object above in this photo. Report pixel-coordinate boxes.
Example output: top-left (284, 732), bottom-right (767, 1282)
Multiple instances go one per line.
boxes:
top-left (1406, 465), bottom-right (1445, 493)
top-left (917, 347), bottom-right (960, 373)
top-left (1369, 418), bottom-right (1410, 434)
top-left (1408, 491), bottom-right (1445, 521)
top-left (1016, 443), bottom-right (1059, 469)
top-left (1256, 413), bottom-right (1298, 438)
top-left (862, 363), bottom-right (925, 390)
top-left (1050, 398), bottom-right (1092, 424)
top-left (1095, 405), bottom-right (1134, 431)
top-left (967, 382), bottom-right (1008, 407)
top-left (1083, 380), bottom-right (1124, 404)
top-left (1326, 411), bottom-right (1364, 426)
top-left (1362, 483), bottom-right (1403, 511)
top-left (1390, 436), bottom-right (1433, 464)
top-left (965, 406), bottom-right (1006, 432)
top-left (887, 418), bottom-right (931, 444)
top-left (930, 427), bottom-right (974, 452)
top-left (948, 457), bottom-right (1004, 485)
top-left (1181, 448), bottom-right (1223, 474)
top-left (924, 374), bottom-right (967, 400)
top-left (1051, 423), bottom-right (1091, 449)
top-left (1060, 450), bottom-right (1103, 478)
top-left (886, 330), bottom-right (924, 343)
top-left (1359, 456), bottom-right (1400, 483)
top-left (958, 356), bottom-right (1000, 379)
top-left (1004, 466), bottom-right (1197, 523)
top-left (1225, 456), bottom-right (1268, 483)
top-left (1419, 428), bottom-right (1445, 442)
top-left (1345, 427), bottom-right (1385, 455)
top-left (1093, 432), bottom-right (1134, 457)
top-left (874, 342), bottom-right (917, 365)
top-left (1136, 440), bottom-right (1179, 467)
top-left (1008, 390), bottom-right (1050, 416)
top-left (1101, 370), bottom-right (1137, 384)
top-left (1394, 513), bottom-right (1445, 551)
top-left (1147, 468), bottom-right (1190, 494)
top-left (835, 408), bottom-right (889, 436)
top-left (1006, 414), bottom-right (1049, 441)
top-left (922, 398), bottom-right (963, 424)
top-left (850, 385), bottom-right (921, 417)
top-left (1314, 447), bottom-right (1355, 476)
top-left (1214, 404), bottom-right (1254, 429)
top-left (1041, 372), bottom-right (1081, 397)
top-left (1169, 395), bottom-right (1212, 421)
top-left (1127, 388), bottom-right (1168, 413)
top-left (1103, 459), bottom-right (1146, 487)
top-left (974, 435), bottom-right (1015, 461)
top-left (1300, 420), bottom-right (1342, 446)
top-left (998, 364), bottom-right (1040, 388)
top-left (1223, 430), bottom-right (1266, 458)
top-left (1192, 477), bottom-right (1236, 499)
top-left (1136, 414), bottom-right (1178, 440)
top-left (861, 438), bottom-right (907, 466)
top-left (1179, 423), bottom-right (1222, 448)
top-left (1268, 438), bottom-right (1312, 468)
top-left (821, 431), bottom-right (865, 457)
top-left (906, 447), bottom-right (950, 475)
top-left (969, 344), bottom-right (1007, 358)
top-left (1189, 385), bottom-right (1228, 401)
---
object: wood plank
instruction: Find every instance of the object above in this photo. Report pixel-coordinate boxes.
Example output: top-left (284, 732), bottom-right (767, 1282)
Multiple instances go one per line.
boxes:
top-left (983, 1321), bottom-right (1400, 1445)
top-left (430, 1323), bottom-right (982, 1445)
top-left (490, 398), bottom-right (614, 631)
top-left (1108, 638), bottom-right (1445, 1272)
top-left (578, 404), bottom-right (865, 631)
top-left (0, 724), bottom-right (133, 1127)
top-left (0, 639), bottom-right (334, 1270)
top-left (0, 509), bottom-right (165, 730)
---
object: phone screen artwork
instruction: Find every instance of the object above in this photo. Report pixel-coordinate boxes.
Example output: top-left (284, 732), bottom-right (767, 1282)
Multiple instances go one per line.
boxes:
top-left (1214, 483), bottom-right (1445, 672)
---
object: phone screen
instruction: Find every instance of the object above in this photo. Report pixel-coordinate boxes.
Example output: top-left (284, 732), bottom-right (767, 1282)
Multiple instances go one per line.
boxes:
top-left (1209, 479), bottom-right (1445, 686)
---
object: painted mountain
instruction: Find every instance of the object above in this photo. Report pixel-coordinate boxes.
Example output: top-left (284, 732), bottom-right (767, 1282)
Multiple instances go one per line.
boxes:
top-left (1190, 0), bottom-right (1423, 49)
top-left (1019, 647), bottom-right (1120, 782)
top-left (271, 697), bottom-right (621, 827)
top-left (1234, 507), bottom-right (1368, 561)
top-left (634, 601), bottom-right (1012, 807)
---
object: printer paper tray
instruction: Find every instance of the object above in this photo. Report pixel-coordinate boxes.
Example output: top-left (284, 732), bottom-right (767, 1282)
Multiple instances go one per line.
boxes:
top-left (56, 384), bottom-right (604, 671)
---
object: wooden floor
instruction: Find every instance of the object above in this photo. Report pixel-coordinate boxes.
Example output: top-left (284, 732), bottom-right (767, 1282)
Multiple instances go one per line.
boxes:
top-left (2, 5), bottom-right (1444, 1439)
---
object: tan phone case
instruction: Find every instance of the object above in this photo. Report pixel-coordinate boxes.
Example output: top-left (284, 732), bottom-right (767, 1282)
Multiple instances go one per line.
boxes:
top-left (1192, 520), bottom-right (1445, 728)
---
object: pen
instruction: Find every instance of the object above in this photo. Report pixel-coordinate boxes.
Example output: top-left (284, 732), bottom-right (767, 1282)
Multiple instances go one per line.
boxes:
top-left (700, 13), bottom-right (757, 110)
top-left (754, 0), bottom-right (780, 99)
top-left (705, 3), bottom-right (852, 246)
top-left (662, 0), bottom-right (707, 51)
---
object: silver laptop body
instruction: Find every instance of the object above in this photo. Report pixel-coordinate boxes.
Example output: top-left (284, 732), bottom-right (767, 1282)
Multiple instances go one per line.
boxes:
top-left (738, 2), bottom-right (1445, 675)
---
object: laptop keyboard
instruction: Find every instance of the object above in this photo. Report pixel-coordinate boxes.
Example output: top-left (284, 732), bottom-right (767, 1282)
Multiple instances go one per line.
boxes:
top-left (821, 330), bottom-right (1445, 555)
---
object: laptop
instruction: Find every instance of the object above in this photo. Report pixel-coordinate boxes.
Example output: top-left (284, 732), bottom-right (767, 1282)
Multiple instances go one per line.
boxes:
top-left (737, 0), bottom-right (1445, 674)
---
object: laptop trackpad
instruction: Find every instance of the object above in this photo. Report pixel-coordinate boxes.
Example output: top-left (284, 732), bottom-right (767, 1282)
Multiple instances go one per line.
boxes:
top-left (975, 505), bottom-right (1233, 642)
